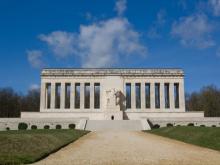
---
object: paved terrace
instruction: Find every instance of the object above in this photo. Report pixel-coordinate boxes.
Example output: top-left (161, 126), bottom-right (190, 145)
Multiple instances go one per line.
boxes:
top-left (33, 131), bottom-right (220, 165)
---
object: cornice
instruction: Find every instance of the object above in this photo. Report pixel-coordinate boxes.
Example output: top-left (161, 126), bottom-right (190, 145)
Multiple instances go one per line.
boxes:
top-left (41, 68), bottom-right (184, 77)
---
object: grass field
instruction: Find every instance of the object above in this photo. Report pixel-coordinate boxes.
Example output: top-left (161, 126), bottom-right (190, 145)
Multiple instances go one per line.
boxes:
top-left (147, 126), bottom-right (220, 151)
top-left (0, 129), bottom-right (89, 165)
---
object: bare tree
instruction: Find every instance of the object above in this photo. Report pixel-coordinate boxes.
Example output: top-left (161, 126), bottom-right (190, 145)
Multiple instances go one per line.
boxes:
top-left (186, 85), bottom-right (220, 117)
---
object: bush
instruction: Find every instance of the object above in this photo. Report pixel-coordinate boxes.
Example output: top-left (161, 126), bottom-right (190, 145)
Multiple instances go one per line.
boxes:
top-left (31, 125), bottom-right (37, 130)
top-left (6, 127), bottom-right (10, 131)
top-left (212, 125), bottom-right (216, 127)
top-left (152, 124), bottom-right (160, 129)
top-left (44, 125), bottom-right (50, 129)
top-left (200, 125), bottom-right (205, 127)
top-left (56, 125), bottom-right (62, 129)
top-left (187, 123), bottom-right (194, 126)
top-left (18, 122), bottom-right (28, 130)
top-left (69, 124), bottom-right (75, 129)
top-left (167, 123), bottom-right (173, 127)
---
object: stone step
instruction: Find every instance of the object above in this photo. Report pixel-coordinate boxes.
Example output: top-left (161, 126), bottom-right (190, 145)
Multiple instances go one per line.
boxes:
top-left (85, 120), bottom-right (145, 131)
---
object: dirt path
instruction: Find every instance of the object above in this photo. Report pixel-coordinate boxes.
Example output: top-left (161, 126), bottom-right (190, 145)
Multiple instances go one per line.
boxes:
top-left (33, 131), bottom-right (220, 165)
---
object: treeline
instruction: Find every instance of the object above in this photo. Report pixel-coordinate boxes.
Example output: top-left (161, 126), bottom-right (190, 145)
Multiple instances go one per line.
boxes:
top-left (0, 85), bottom-right (220, 117)
top-left (186, 85), bottom-right (220, 117)
top-left (0, 88), bottom-right (40, 117)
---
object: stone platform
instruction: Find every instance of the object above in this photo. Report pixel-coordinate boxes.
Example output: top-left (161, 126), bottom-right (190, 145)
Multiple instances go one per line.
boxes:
top-left (85, 120), bottom-right (145, 131)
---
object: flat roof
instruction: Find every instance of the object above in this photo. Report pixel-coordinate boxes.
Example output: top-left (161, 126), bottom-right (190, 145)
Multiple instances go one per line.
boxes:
top-left (41, 68), bottom-right (184, 77)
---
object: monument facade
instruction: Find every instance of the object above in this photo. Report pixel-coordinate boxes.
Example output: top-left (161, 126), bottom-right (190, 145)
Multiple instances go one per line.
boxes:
top-left (21, 68), bottom-right (204, 120)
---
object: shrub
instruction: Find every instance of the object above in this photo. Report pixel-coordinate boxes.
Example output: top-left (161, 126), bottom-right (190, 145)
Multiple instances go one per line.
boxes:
top-left (167, 123), bottom-right (173, 127)
top-left (6, 127), bottom-right (10, 131)
top-left (69, 124), bottom-right (76, 129)
top-left (18, 122), bottom-right (28, 130)
top-left (152, 124), bottom-right (160, 129)
top-left (56, 124), bottom-right (62, 129)
top-left (200, 125), bottom-right (205, 127)
top-left (31, 125), bottom-right (37, 130)
top-left (212, 125), bottom-right (216, 127)
top-left (187, 123), bottom-right (194, 126)
top-left (44, 125), bottom-right (50, 129)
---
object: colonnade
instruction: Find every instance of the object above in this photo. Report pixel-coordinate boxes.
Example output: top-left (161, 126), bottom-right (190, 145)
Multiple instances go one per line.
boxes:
top-left (40, 81), bottom-right (185, 111)
top-left (40, 82), bottom-right (100, 110)
top-left (125, 82), bottom-right (185, 110)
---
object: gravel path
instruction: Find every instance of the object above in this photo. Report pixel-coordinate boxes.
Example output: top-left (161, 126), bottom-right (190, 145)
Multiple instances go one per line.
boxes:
top-left (33, 131), bottom-right (220, 165)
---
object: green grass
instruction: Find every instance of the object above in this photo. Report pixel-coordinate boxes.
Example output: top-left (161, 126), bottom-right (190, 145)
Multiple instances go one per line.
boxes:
top-left (146, 126), bottom-right (220, 151)
top-left (0, 129), bottom-right (89, 165)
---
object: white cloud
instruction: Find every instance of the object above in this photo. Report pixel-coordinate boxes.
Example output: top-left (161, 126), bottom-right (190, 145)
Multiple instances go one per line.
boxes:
top-left (156, 10), bottom-right (166, 26)
top-left (39, 17), bottom-right (147, 68)
top-left (39, 31), bottom-right (77, 58)
top-left (78, 17), bottom-right (147, 67)
top-left (171, 13), bottom-right (215, 49)
top-left (85, 12), bottom-right (93, 21)
top-left (147, 27), bottom-right (161, 39)
top-left (29, 84), bottom-right (40, 91)
top-left (115, 0), bottom-right (127, 16)
top-left (27, 50), bottom-right (45, 69)
top-left (35, 0), bottom-right (147, 68)
top-left (147, 10), bottom-right (166, 39)
top-left (209, 0), bottom-right (220, 16)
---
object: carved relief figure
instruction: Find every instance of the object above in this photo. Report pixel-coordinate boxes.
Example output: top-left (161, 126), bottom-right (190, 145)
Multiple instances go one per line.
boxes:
top-left (106, 88), bottom-right (117, 108)
top-left (105, 88), bottom-right (125, 111)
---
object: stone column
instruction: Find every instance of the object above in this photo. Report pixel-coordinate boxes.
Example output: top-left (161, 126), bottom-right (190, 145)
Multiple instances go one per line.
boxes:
top-left (80, 83), bottom-right (84, 109)
top-left (45, 84), bottom-right (48, 109)
top-left (40, 82), bottom-right (46, 111)
top-left (150, 82), bottom-right (155, 109)
top-left (60, 83), bottom-right (65, 109)
top-left (179, 81), bottom-right (185, 111)
top-left (170, 83), bottom-right (175, 110)
top-left (99, 83), bottom-right (102, 109)
top-left (160, 83), bottom-right (165, 110)
top-left (70, 82), bottom-right (75, 109)
top-left (131, 83), bottom-right (136, 109)
top-left (141, 82), bottom-right (145, 109)
top-left (90, 83), bottom-right (94, 109)
top-left (50, 82), bottom-right (55, 109)
top-left (124, 83), bottom-right (127, 108)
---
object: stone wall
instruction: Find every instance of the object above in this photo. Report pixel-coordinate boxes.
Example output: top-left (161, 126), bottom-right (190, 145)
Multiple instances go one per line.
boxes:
top-left (125, 111), bottom-right (204, 120)
top-left (0, 118), bottom-right (86, 131)
top-left (147, 117), bottom-right (220, 127)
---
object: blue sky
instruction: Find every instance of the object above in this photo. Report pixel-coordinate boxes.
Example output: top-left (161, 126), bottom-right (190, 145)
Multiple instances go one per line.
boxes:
top-left (0, 0), bottom-right (220, 94)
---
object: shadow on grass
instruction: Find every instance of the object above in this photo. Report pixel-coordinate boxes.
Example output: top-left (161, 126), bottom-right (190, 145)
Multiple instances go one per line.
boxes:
top-left (145, 126), bottom-right (220, 151)
top-left (0, 129), bottom-right (90, 165)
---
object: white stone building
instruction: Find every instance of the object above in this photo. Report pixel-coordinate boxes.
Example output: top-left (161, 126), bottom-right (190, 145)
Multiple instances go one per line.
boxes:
top-left (22, 68), bottom-right (203, 120)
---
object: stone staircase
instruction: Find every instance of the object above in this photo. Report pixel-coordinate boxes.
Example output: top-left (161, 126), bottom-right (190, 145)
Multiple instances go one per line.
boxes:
top-left (85, 120), bottom-right (149, 131)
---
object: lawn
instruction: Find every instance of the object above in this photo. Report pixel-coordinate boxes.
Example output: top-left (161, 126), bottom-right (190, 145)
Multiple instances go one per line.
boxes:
top-left (146, 126), bottom-right (220, 151)
top-left (0, 129), bottom-right (89, 165)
